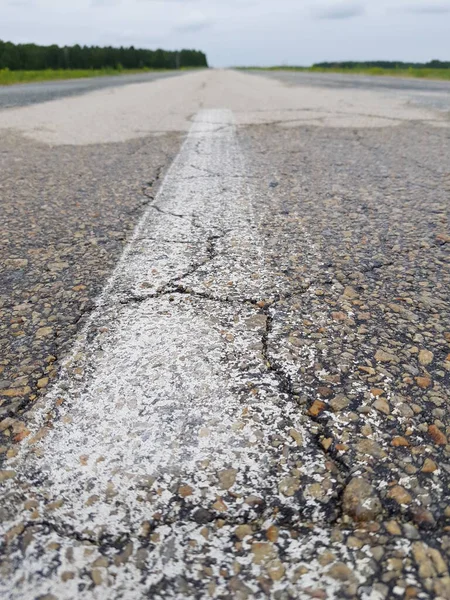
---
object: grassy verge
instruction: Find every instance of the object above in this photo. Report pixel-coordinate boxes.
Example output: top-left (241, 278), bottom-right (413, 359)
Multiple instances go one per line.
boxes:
top-left (239, 66), bottom-right (450, 81)
top-left (0, 67), bottom-right (189, 86)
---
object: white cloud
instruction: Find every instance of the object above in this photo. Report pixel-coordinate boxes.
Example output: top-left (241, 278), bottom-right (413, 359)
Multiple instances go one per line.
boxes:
top-left (1, 0), bottom-right (449, 67)
top-left (91, 0), bottom-right (121, 6)
top-left (174, 13), bottom-right (214, 33)
top-left (404, 3), bottom-right (450, 13)
top-left (313, 1), bottom-right (365, 19)
top-left (6, 0), bottom-right (36, 6)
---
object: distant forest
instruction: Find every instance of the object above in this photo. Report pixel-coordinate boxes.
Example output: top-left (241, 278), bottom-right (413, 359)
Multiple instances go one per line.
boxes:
top-left (314, 60), bottom-right (450, 69)
top-left (0, 40), bottom-right (208, 70)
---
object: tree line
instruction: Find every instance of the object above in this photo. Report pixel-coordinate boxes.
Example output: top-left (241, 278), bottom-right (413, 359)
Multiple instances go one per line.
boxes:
top-left (0, 40), bottom-right (208, 70)
top-left (314, 60), bottom-right (450, 69)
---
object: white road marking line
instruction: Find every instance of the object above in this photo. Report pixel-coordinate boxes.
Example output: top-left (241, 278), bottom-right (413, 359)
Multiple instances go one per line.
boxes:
top-left (2, 109), bottom-right (338, 599)
top-left (14, 109), bottom-right (276, 488)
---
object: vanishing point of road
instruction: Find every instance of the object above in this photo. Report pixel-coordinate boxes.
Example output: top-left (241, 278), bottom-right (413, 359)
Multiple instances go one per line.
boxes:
top-left (1, 69), bottom-right (450, 599)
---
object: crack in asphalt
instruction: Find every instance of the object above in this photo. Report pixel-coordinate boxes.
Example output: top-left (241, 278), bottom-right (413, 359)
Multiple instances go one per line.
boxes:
top-left (260, 302), bottom-right (351, 524)
top-left (109, 182), bottom-right (351, 525)
top-left (143, 191), bottom-right (231, 239)
top-left (117, 251), bottom-right (350, 526)
top-left (135, 237), bottom-right (202, 245)
top-left (188, 163), bottom-right (221, 178)
top-left (118, 227), bottom-right (229, 305)
top-left (147, 203), bottom-right (188, 219)
top-left (18, 520), bottom-right (100, 547)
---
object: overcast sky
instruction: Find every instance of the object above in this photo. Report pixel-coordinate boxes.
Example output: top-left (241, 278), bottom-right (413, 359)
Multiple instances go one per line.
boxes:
top-left (2, 0), bottom-right (450, 67)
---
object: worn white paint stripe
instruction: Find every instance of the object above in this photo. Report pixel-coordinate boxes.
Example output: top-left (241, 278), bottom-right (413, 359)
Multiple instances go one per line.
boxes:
top-left (2, 110), bottom-right (336, 599)
top-left (16, 109), bottom-right (277, 487)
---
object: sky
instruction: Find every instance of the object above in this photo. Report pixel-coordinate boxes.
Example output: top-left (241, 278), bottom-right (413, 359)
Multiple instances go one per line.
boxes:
top-left (1, 0), bottom-right (450, 67)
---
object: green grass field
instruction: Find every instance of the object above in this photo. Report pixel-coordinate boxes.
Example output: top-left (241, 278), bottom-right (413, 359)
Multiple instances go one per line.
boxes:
top-left (3, 65), bottom-right (450, 86)
top-left (240, 66), bottom-right (450, 81)
top-left (0, 67), bottom-right (180, 85)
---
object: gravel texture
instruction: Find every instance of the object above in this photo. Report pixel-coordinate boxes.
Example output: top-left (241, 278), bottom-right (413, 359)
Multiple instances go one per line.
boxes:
top-left (239, 119), bottom-right (450, 599)
top-left (0, 130), bottom-right (181, 436)
top-left (1, 70), bottom-right (450, 599)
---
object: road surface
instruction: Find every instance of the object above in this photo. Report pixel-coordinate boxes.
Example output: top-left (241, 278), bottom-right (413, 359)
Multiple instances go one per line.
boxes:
top-left (1, 70), bottom-right (450, 599)
top-left (0, 71), bottom-right (184, 109)
top-left (251, 70), bottom-right (450, 111)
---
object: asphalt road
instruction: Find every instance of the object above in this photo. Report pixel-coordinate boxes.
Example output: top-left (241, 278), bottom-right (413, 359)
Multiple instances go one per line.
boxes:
top-left (253, 70), bottom-right (450, 112)
top-left (1, 70), bottom-right (450, 599)
top-left (0, 71), bottom-right (184, 108)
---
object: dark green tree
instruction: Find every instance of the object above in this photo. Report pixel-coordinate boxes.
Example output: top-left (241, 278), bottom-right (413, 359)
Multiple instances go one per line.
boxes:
top-left (0, 39), bottom-right (208, 71)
